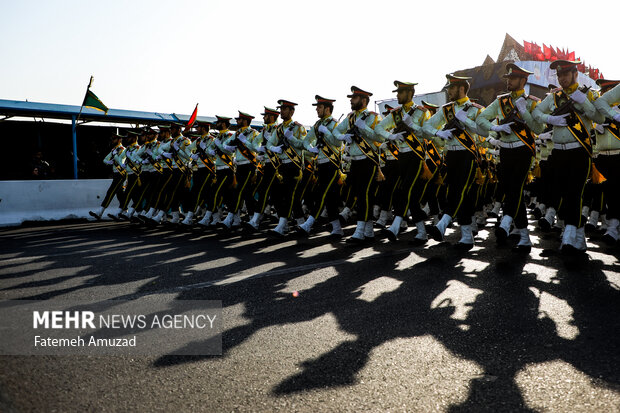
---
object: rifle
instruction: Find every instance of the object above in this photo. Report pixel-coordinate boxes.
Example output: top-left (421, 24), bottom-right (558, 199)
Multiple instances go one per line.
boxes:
top-left (169, 138), bottom-right (193, 179)
top-left (443, 103), bottom-right (473, 132)
top-left (550, 86), bottom-right (591, 118)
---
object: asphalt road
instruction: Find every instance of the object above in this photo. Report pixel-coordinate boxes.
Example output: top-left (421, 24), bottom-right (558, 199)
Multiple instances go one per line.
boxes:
top-left (0, 217), bottom-right (619, 412)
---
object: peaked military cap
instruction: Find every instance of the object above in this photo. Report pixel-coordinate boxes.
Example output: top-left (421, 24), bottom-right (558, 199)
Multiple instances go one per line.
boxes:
top-left (157, 125), bottom-right (171, 130)
top-left (277, 99), bottom-right (298, 108)
top-left (112, 132), bottom-right (126, 138)
top-left (550, 60), bottom-right (581, 73)
top-left (503, 63), bottom-right (533, 78)
top-left (392, 80), bottom-right (417, 92)
top-left (261, 106), bottom-right (280, 116)
top-left (312, 95), bottom-right (336, 106)
top-left (347, 86), bottom-right (373, 98)
top-left (421, 100), bottom-right (439, 109)
top-left (381, 104), bottom-right (394, 116)
top-left (215, 115), bottom-right (232, 122)
top-left (125, 129), bottom-right (143, 136)
top-left (444, 74), bottom-right (472, 88)
top-left (596, 78), bottom-right (620, 91)
top-left (195, 120), bottom-right (212, 127)
top-left (236, 111), bottom-right (255, 121)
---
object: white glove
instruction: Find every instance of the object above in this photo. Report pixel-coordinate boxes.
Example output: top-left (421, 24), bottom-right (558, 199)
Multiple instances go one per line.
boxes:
top-left (435, 129), bottom-right (455, 140)
top-left (173, 141), bottom-right (180, 151)
top-left (141, 159), bottom-right (150, 165)
top-left (514, 97), bottom-right (527, 114)
top-left (223, 144), bottom-right (236, 152)
top-left (237, 133), bottom-right (247, 144)
top-left (338, 133), bottom-right (353, 144)
top-left (162, 152), bottom-right (173, 159)
top-left (486, 137), bottom-right (500, 147)
top-left (379, 142), bottom-right (388, 150)
top-left (455, 109), bottom-right (469, 122)
top-left (388, 131), bottom-right (406, 141)
top-left (613, 113), bottom-right (620, 122)
top-left (199, 141), bottom-right (207, 150)
top-left (318, 125), bottom-right (330, 135)
top-left (269, 145), bottom-right (283, 154)
top-left (538, 131), bottom-right (553, 141)
top-left (191, 153), bottom-right (200, 161)
top-left (155, 155), bottom-right (162, 161)
top-left (401, 112), bottom-right (413, 126)
top-left (207, 149), bottom-right (216, 156)
top-left (255, 146), bottom-right (266, 153)
top-left (341, 154), bottom-right (351, 162)
top-left (104, 159), bottom-right (113, 165)
top-left (146, 149), bottom-right (153, 155)
top-left (308, 146), bottom-right (319, 154)
top-left (284, 130), bottom-right (294, 141)
top-left (594, 123), bottom-right (607, 134)
top-left (354, 118), bottom-right (367, 130)
top-left (491, 122), bottom-right (514, 134)
top-left (547, 113), bottom-right (569, 127)
top-left (487, 149), bottom-right (499, 156)
top-left (214, 138), bottom-right (221, 146)
top-left (570, 89), bottom-right (587, 104)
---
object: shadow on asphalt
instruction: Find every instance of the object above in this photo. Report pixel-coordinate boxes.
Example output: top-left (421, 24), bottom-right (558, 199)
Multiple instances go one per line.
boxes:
top-left (1, 219), bottom-right (619, 411)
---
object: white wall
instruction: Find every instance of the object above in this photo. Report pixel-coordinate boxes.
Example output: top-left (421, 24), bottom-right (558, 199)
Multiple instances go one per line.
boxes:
top-left (0, 179), bottom-right (121, 227)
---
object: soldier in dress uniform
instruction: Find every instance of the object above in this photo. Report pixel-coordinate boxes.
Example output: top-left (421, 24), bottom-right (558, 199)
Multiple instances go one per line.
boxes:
top-left (197, 116), bottom-right (235, 227)
top-left (89, 132), bottom-right (126, 220)
top-left (532, 60), bottom-right (605, 254)
top-left (423, 74), bottom-right (485, 250)
top-left (476, 63), bottom-right (544, 253)
top-left (295, 95), bottom-right (344, 238)
top-left (127, 126), bottom-right (160, 222)
top-left (593, 79), bottom-right (620, 244)
top-left (375, 80), bottom-right (433, 245)
top-left (218, 111), bottom-right (260, 230)
top-left (113, 129), bottom-right (143, 220)
top-left (181, 120), bottom-right (217, 226)
top-left (333, 86), bottom-right (383, 243)
top-left (264, 99), bottom-right (307, 236)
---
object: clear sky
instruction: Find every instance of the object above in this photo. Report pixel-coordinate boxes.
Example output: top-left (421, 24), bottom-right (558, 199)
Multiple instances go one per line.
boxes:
top-left (1, 0), bottom-right (617, 125)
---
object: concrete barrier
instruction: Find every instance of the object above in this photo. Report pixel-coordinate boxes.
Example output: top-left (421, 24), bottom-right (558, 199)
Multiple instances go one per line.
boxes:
top-left (0, 180), bottom-right (121, 227)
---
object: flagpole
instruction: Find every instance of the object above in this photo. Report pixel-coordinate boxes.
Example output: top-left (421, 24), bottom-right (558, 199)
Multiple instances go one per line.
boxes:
top-left (76, 76), bottom-right (94, 124)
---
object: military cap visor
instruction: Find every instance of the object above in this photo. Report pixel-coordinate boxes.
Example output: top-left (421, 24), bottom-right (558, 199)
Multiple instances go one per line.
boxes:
top-left (596, 78), bottom-right (620, 90)
top-left (112, 133), bottom-right (126, 139)
top-left (392, 80), bottom-right (418, 92)
top-left (444, 74), bottom-right (472, 88)
top-left (215, 115), bottom-right (232, 122)
top-left (277, 99), bottom-right (298, 108)
top-left (421, 100), bottom-right (439, 109)
top-left (195, 120), bottom-right (212, 127)
top-left (235, 111), bottom-right (255, 120)
top-left (503, 63), bottom-right (533, 78)
top-left (157, 125), bottom-right (171, 130)
top-left (550, 60), bottom-right (581, 73)
top-left (261, 106), bottom-right (280, 116)
top-left (125, 130), bottom-right (143, 136)
top-left (312, 95), bottom-right (336, 106)
top-left (347, 86), bottom-right (373, 98)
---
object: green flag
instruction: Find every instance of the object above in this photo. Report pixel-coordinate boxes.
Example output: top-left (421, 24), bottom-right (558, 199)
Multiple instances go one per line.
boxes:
top-left (82, 89), bottom-right (108, 114)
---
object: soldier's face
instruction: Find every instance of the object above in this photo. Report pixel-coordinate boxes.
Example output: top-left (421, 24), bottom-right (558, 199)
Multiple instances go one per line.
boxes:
top-left (447, 84), bottom-right (460, 101)
top-left (280, 106), bottom-right (293, 120)
top-left (396, 89), bottom-right (413, 105)
top-left (350, 95), bottom-right (365, 111)
top-left (506, 76), bottom-right (525, 91)
top-left (316, 104), bottom-right (325, 118)
top-left (557, 70), bottom-right (578, 89)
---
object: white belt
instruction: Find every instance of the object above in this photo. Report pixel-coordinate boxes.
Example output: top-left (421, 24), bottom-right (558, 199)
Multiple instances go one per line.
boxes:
top-left (446, 145), bottom-right (467, 151)
top-left (597, 149), bottom-right (620, 156)
top-left (553, 142), bottom-right (582, 150)
top-left (318, 158), bottom-right (333, 165)
top-left (498, 140), bottom-right (525, 149)
top-left (350, 155), bottom-right (367, 161)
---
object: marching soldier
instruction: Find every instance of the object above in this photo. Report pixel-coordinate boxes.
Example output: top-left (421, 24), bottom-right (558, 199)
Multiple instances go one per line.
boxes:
top-left (89, 132), bottom-right (126, 220)
top-left (199, 115), bottom-right (235, 227)
top-left (593, 79), bottom-right (620, 244)
top-left (144, 124), bottom-right (175, 222)
top-left (333, 86), bottom-right (383, 243)
top-left (476, 63), bottom-right (544, 252)
top-left (265, 99), bottom-right (307, 236)
top-left (375, 80), bottom-right (433, 245)
top-left (151, 123), bottom-right (193, 224)
top-left (295, 95), bottom-right (343, 238)
top-left (532, 60), bottom-right (604, 253)
top-left (127, 127), bottom-right (161, 221)
top-left (181, 120), bottom-right (217, 226)
top-left (248, 106), bottom-right (280, 231)
top-left (422, 74), bottom-right (484, 250)
top-left (218, 111), bottom-right (260, 230)
top-left (113, 129), bottom-right (142, 220)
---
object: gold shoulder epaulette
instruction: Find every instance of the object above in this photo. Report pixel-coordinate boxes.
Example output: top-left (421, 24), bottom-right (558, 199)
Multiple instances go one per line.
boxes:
top-left (527, 95), bottom-right (541, 102)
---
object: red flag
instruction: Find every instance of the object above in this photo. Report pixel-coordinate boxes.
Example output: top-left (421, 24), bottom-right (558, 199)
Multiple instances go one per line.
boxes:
top-left (184, 104), bottom-right (198, 132)
top-left (568, 51), bottom-right (575, 61)
top-left (523, 41), bottom-right (532, 54)
top-left (577, 61), bottom-right (586, 73)
top-left (543, 44), bottom-right (551, 60)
